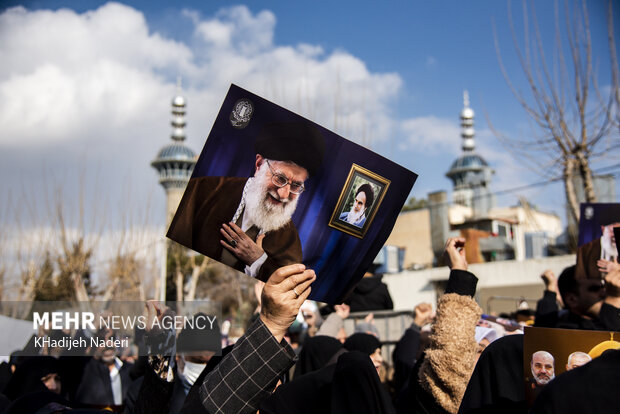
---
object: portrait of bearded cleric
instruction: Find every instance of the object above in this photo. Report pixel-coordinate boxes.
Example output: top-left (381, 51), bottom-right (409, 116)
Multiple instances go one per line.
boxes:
top-left (167, 121), bottom-right (325, 282)
top-left (166, 84), bottom-right (418, 304)
top-left (576, 204), bottom-right (620, 280)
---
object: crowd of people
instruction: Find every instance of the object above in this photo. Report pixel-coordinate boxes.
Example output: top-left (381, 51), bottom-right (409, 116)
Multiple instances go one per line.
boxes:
top-left (0, 234), bottom-right (619, 413)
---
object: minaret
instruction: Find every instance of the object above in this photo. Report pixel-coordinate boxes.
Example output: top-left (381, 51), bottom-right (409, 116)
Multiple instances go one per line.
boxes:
top-left (460, 91), bottom-right (475, 152)
top-left (446, 91), bottom-right (494, 215)
top-left (151, 79), bottom-right (197, 226)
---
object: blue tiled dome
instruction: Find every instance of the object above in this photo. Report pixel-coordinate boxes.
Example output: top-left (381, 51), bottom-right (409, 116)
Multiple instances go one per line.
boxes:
top-left (155, 143), bottom-right (196, 160)
top-left (447, 153), bottom-right (488, 172)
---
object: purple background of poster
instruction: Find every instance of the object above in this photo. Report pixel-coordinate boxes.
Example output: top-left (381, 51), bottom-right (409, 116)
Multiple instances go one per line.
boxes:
top-left (578, 203), bottom-right (620, 247)
top-left (188, 84), bottom-right (417, 303)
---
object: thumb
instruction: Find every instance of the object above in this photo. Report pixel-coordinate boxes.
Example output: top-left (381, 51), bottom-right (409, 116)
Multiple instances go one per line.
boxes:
top-left (256, 233), bottom-right (265, 249)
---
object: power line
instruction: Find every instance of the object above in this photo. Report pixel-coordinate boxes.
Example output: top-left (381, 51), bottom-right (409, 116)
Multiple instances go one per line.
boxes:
top-left (425, 164), bottom-right (619, 209)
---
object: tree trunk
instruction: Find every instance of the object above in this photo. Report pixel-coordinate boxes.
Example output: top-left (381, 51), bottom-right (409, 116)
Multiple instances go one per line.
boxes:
top-left (186, 257), bottom-right (209, 302)
top-left (101, 278), bottom-right (120, 302)
top-left (564, 158), bottom-right (580, 224)
top-left (72, 273), bottom-right (90, 303)
top-left (564, 158), bottom-right (580, 252)
top-left (175, 268), bottom-right (184, 303)
top-left (576, 151), bottom-right (598, 203)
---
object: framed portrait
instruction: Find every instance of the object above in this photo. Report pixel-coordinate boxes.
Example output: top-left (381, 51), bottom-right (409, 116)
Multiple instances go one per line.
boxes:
top-left (328, 164), bottom-right (390, 238)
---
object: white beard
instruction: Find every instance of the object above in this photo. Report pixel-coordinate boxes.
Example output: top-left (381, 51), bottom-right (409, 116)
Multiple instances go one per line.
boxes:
top-left (531, 366), bottom-right (554, 385)
top-left (601, 227), bottom-right (618, 260)
top-left (244, 166), bottom-right (299, 233)
top-left (345, 208), bottom-right (365, 224)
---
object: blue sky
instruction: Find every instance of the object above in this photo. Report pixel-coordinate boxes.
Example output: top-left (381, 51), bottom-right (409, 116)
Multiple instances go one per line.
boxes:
top-left (1, 0), bottom-right (618, 237)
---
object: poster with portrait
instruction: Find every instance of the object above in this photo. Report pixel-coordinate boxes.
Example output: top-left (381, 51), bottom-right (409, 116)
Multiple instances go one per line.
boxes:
top-left (576, 203), bottom-right (620, 280)
top-left (523, 326), bottom-right (620, 407)
top-left (167, 84), bottom-right (418, 304)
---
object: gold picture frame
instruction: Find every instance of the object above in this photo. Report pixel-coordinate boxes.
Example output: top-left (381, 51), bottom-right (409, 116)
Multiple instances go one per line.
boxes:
top-left (328, 164), bottom-right (390, 238)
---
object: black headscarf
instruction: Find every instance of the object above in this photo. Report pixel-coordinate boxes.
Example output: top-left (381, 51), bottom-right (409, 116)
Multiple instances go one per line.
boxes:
top-left (344, 333), bottom-right (381, 355)
top-left (261, 351), bottom-right (395, 414)
top-left (260, 363), bottom-right (337, 414)
top-left (3, 356), bottom-right (62, 401)
top-left (530, 349), bottom-right (620, 413)
top-left (294, 335), bottom-right (344, 378)
top-left (330, 351), bottom-right (395, 414)
top-left (458, 334), bottom-right (526, 414)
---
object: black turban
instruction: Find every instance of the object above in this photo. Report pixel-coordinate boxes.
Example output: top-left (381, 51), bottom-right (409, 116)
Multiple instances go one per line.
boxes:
top-left (356, 183), bottom-right (375, 209)
top-left (254, 122), bottom-right (326, 177)
top-left (598, 206), bottom-right (620, 226)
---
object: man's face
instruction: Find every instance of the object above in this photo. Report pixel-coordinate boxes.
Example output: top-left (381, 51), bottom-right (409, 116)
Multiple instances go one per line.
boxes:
top-left (101, 348), bottom-right (116, 365)
top-left (262, 159), bottom-right (308, 207)
top-left (246, 155), bottom-right (308, 233)
top-left (574, 279), bottom-right (606, 317)
top-left (601, 223), bottom-right (620, 256)
top-left (531, 352), bottom-right (555, 385)
top-left (602, 222), bottom-right (620, 243)
top-left (566, 353), bottom-right (591, 371)
top-left (353, 191), bottom-right (367, 214)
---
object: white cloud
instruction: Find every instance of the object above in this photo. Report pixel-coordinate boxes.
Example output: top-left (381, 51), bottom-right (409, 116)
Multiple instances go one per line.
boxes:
top-left (401, 116), bottom-right (461, 155)
top-left (0, 1), bottom-right (407, 264)
top-left (194, 6), bottom-right (276, 54)
top-left (0, 3), bottom-right (402, 153)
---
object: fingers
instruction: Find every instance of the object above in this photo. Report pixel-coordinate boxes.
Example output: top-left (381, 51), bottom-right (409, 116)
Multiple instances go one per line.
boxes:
top-left (145, 300), bottom-right (163, 317)
top-left (445, 237), bottom-right (465, 249)
top-left (227, 221), bottom-right (245, 236)
top-left (268, 263), bottom-right (307, 284)
top-left (444, 237), bottom-right (467, 270)
top-left (605, 269), bottom-right (620, 284)
top-left (282, 268), bottom-right (315, 291)
top-left (298, 284), bottom-right (312, 302)
top-left (256, 233), bottom-right (265, 248)
top-left (221, 223), bottom-right (238, 240)
top-left (294, 272), bottom-right (316, 296)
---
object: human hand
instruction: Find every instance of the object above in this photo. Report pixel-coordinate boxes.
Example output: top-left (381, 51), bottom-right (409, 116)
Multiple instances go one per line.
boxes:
top-left (145, 300), bottom-right (174, 335)
top-left (604, 269), bottom-right (620, 308)
top-left (334, 304), bottom-right (350, 320)
top-left (260, 264), bottom-right (316, 342)
top-left (598, 259), bottom-right (620, 274)
top-left (540, 270), bottom-right (557, 291)
top-left (413, 302), bottom-right (434, 327)
top-left (444, 237), bottom-right (467, 271)
top-left (220, 222), bottom-right (266, 265)
top-left (254, 280), bottom-right (265, 313)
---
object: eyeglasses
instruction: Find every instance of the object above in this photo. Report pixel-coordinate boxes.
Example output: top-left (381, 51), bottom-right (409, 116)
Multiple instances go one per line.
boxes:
top-left (265, 160), bottom-right (305, 194)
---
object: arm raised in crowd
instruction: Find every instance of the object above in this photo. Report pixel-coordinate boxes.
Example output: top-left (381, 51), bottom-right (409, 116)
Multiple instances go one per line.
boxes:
top-left (417, 237), bottom-right (482, 414)
top-left (535, 270), bottom-right (562, 318)
top-left (199, 264), bottom-right (315, 414)
top-left (316, 304), bottom-right (350, 338)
